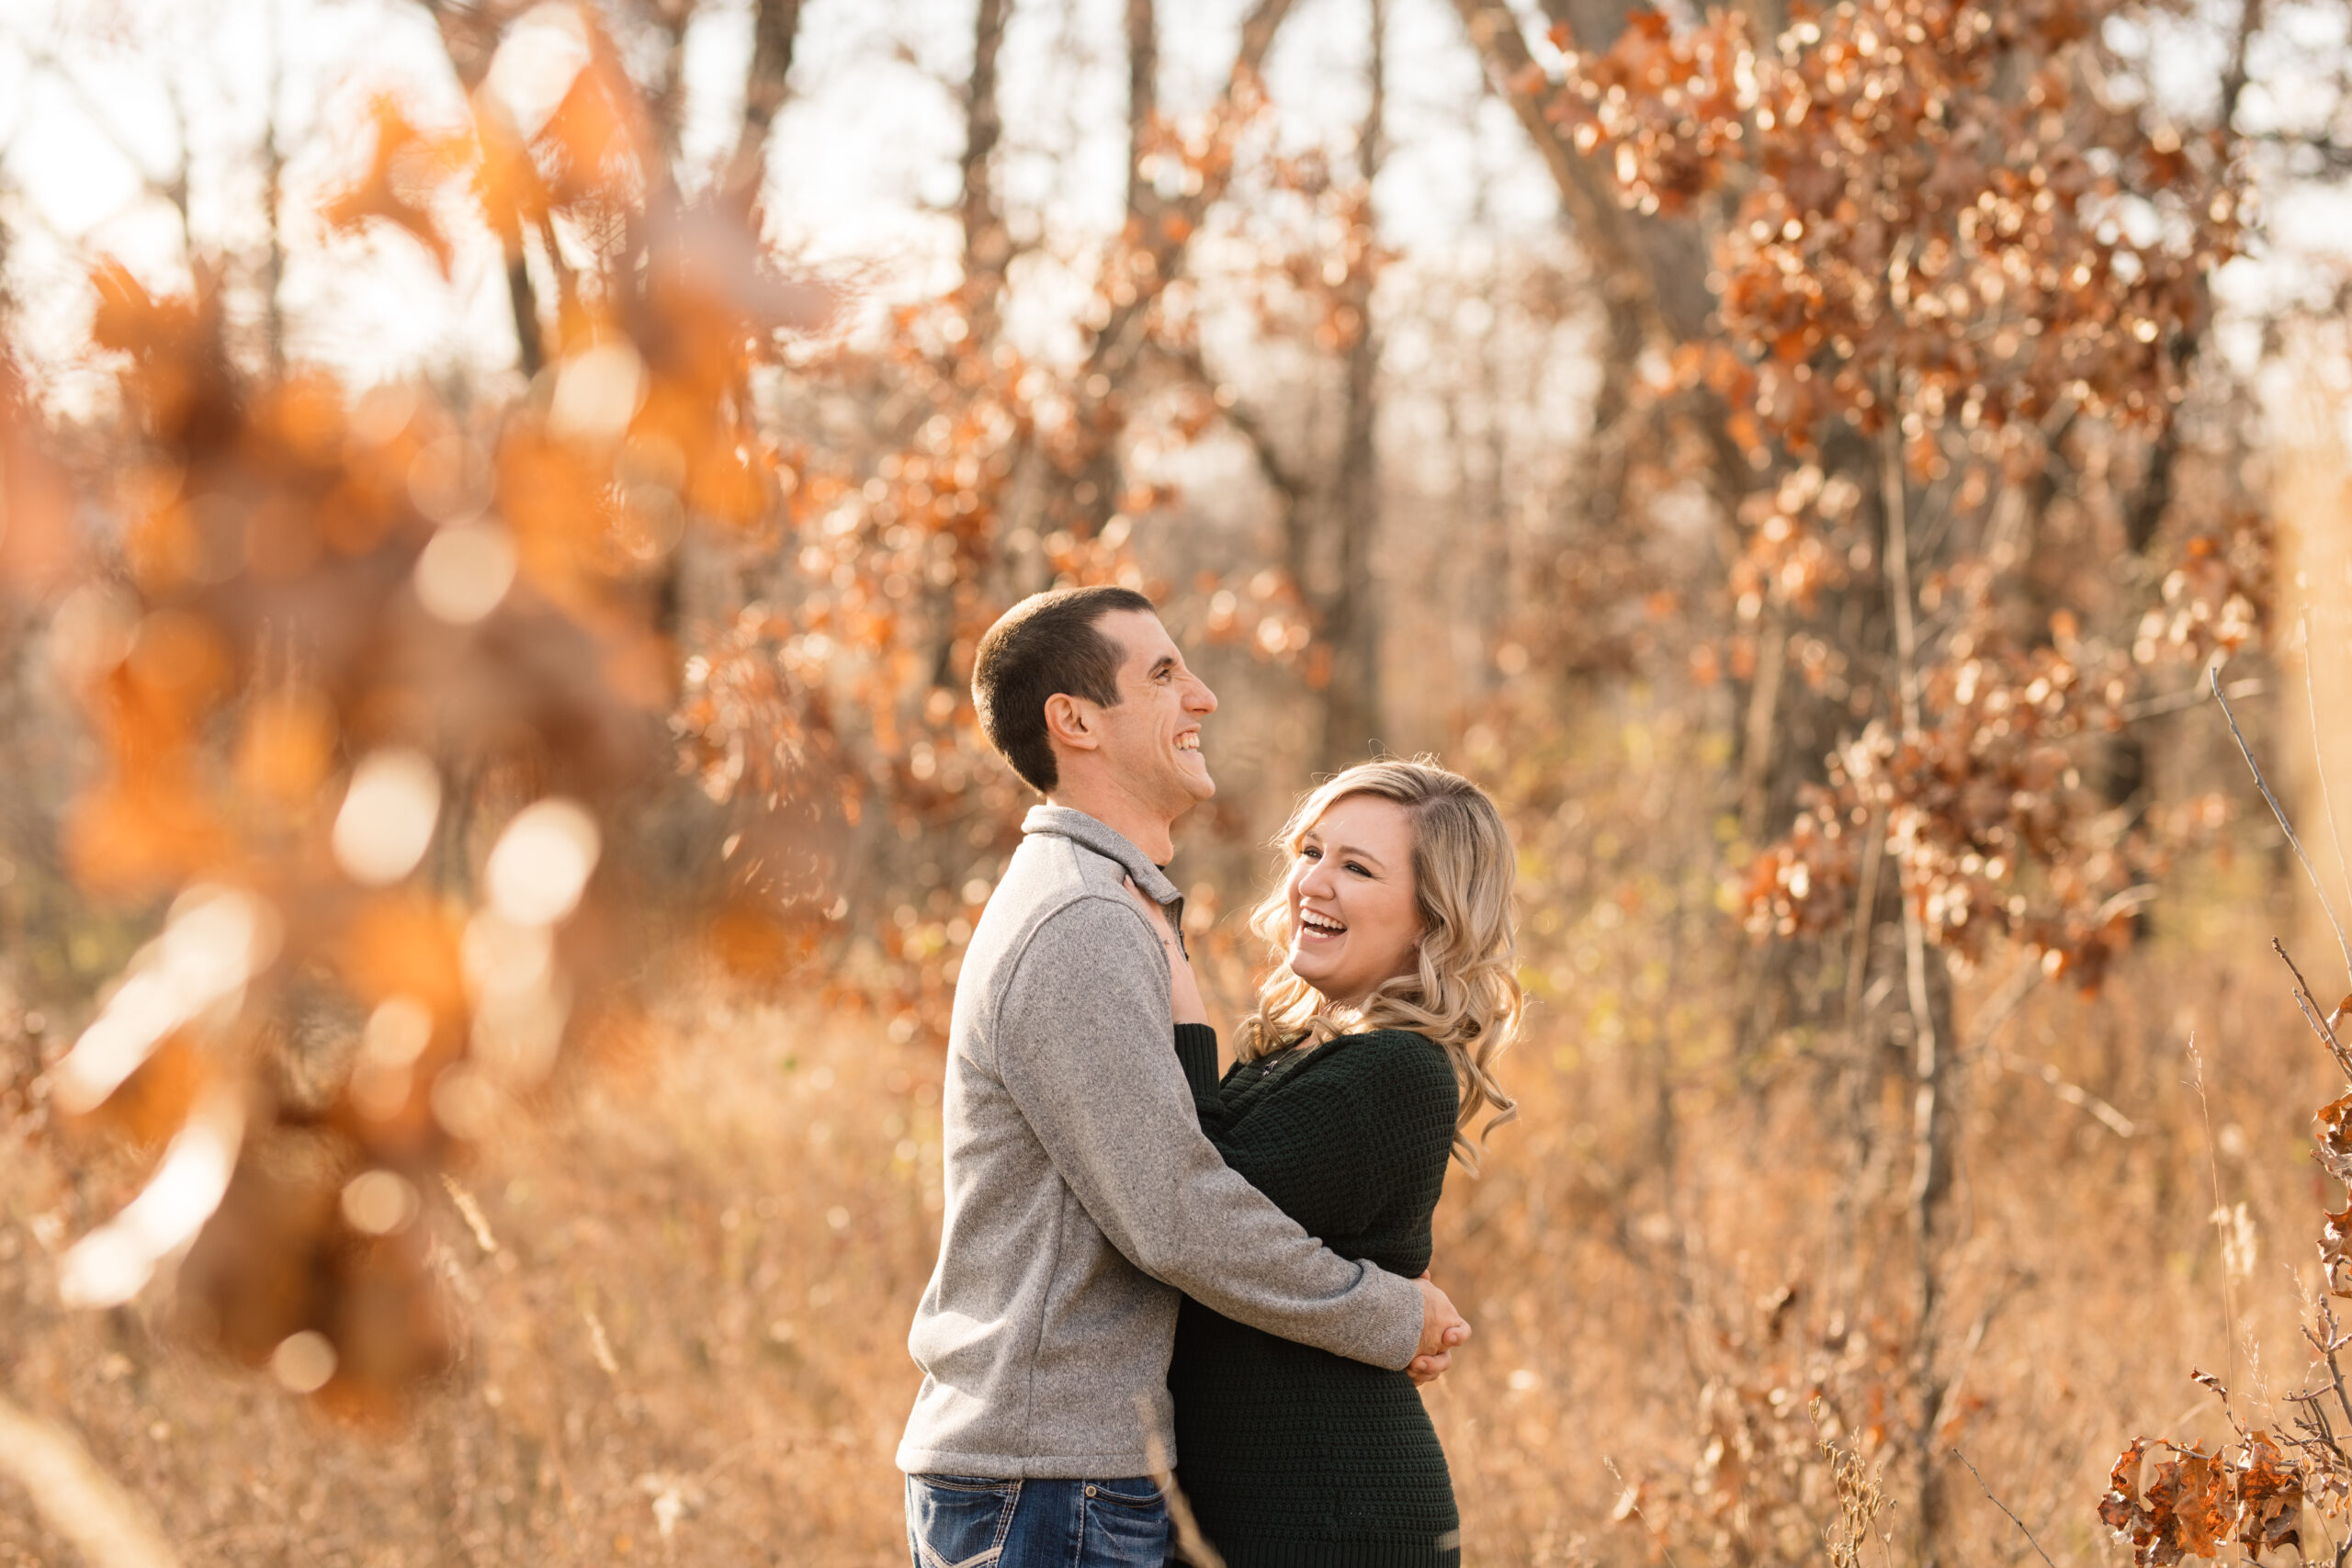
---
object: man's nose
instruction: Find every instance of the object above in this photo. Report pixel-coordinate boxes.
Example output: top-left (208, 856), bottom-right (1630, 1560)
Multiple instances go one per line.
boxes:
top-left (1186, 674), bottom-right (1217, 714)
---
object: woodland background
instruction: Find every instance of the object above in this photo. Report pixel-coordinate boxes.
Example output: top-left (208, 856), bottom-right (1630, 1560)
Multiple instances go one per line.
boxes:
top-left (1, 0), bottom-right (2350, 1563)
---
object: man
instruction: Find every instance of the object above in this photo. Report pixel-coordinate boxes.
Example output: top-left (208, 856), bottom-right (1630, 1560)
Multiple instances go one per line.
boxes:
top-left (898, 584), bottom-right (1471, 1568)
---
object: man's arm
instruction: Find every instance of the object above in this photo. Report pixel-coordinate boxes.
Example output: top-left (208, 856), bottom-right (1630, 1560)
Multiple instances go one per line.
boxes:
top-left (1174, 1021), bottom-right (1466, 1384)
top-left (993, 897), bottom-right (1434, 1371)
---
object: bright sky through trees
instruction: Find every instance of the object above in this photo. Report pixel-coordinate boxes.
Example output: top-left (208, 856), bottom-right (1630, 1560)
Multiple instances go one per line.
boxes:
top-left (0, 0), bottom-right (1571, 401)
top-left (9, 0), bottom-right (2349, 414)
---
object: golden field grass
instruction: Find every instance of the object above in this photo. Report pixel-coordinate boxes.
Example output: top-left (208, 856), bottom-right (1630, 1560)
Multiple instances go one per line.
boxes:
top-left (4, 835), bottom-right (2341, 1567)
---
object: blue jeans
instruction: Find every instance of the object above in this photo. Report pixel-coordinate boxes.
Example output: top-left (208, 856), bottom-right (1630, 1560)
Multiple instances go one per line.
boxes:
top-left (905, 1473), bottom-right (1171, 1568)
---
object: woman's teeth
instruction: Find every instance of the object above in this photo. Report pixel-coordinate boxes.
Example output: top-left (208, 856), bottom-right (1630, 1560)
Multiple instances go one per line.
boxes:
top-left (1299, 910), bottom-right (1345, 937)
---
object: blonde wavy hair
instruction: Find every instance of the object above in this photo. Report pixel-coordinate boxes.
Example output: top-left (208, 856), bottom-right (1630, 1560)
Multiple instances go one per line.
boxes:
top-left (1236, 759), bottom-right (1522, 1170)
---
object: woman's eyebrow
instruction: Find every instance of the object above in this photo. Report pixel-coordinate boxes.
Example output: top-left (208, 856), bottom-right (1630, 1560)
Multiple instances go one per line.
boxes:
top-left (1324, 840), bottom-right (1385, 870)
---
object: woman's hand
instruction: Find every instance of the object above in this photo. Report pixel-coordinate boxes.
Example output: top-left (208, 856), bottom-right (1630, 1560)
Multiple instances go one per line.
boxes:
top-left (1124, 878), bottom-right (1209, 1026)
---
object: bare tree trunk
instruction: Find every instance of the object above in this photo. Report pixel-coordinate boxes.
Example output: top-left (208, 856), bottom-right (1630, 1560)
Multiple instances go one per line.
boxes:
top-left (643, 1), bottom-right (698, 169)
top-left (720, 0), bottom-right (805, 211)
top-left (261, 1), bottom-right (288, 375)
top-left (1447, 0), bottom-right (1717, 347)
top-left (1313, 0), bottom-right (1388, 772)
top-left (416, 1), bottom-right (546, 375)
top-left (1040, 0), bottom-right (1151, 546)
top-left (960, 0), bottom-right (1013, 341)
top-left (1126, 0), bottom-right (1158, 219)
top-left (1880, 422), bottom-right (1961, 1566)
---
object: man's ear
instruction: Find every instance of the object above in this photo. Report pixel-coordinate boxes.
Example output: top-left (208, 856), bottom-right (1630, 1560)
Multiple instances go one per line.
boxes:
top-left (1042, 693), bottom-right (1100, 754)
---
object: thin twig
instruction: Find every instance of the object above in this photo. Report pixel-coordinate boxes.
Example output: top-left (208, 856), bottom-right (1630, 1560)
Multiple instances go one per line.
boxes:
top-left (1991, 1050), bottom-right (2137, 1136)
top-left (1137, 1395), bottom-right (1224, 1568)
top-left (1603, 1456), bottom-right (1683, 1568)
top-left (2274, 938), bottom-right (2352, 1075)
top-left (2314, 1303), bottom-right (2352, 1438)
top-left (1964, 957), bottom-right (2045, 1058)
top-left (1929, 1280), bottom-right (2023, 1437)
top-left (0, 1394), bottom-right (184, 1568)
top-left (1951, 1448), bottom-right (2057, 1568)
top-left (2120, 674), bottom-right (2265, 721)
top-left (2188, 1033), bottom-right (2238, 1391)
top-left (2212, 665), bottom-right (2352, 983)
top-left (2304, 606), bottom-right (2352, 993)
top-left (1844, 807), bottom-right (1886, 1034)
top-left (1881, 418), bottom-right (1923, 739)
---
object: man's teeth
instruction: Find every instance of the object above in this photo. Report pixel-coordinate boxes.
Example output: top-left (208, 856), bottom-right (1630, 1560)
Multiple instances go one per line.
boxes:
top-left (1176, 735), bottom-right (1200, 751)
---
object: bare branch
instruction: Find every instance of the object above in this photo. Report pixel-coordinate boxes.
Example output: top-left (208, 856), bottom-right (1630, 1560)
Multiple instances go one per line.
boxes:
top-left (1952, 1448), bottom-right (2057, 1568)
top-left (2275, 937), bottom-right (2352, 1077)
top-left (2304, 606), bottom-right (2352, 976)
top-left (1136, 1394), bottom-right (1224, 1568)
top-left (2219, 0), bottom-right (2265, 135)
top-left (1443, 0), bottom-right (1666, 343)
top-left (1163, 342), bottom-right (1306, 513)
top-left (2120, 675), bottom-right (2264, 721)
top-left (0, 1394), bottom-right (184, 1568)
top-left (2213, 666), bottom-right (2352, 985)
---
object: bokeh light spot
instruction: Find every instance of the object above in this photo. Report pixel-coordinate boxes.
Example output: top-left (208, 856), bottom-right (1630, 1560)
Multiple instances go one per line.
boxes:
top-left (341, 1170), bottom-right (420, 1235)
top-left (271, 1331), bottom-right (338, 1394)
top-left (333, 750), bottom-right (442, 886)
top-left (485, 799), bottom-right (601, 926)
top-left (413, 522), bottom-right (517, 625)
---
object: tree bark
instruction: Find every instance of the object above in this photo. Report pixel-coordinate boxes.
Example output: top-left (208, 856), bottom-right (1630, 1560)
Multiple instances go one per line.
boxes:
top-left (1313, 0), bottom-right (1388, 772)
top-left (958, 0), bottom-right (1013, 342)
top-left (643, 0), bottom-right (698, 170)
top-left (1126, 0), bottom-right (1159, 220)
top-left (1445, 0), bottom-right (1715, 347)
top-left (415, 0), bottom-right (546, 374)
top-left (261, 3), bottom-right (288, 375)
top-left (720, 0), bottom-right (805, 212)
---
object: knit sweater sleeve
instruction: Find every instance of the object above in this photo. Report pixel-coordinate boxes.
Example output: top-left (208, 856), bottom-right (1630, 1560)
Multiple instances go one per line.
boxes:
top-left (1173, 1022), bottom-right (1222, 1109)
top-left (1177, 1027), bottom-right (1459, 1242)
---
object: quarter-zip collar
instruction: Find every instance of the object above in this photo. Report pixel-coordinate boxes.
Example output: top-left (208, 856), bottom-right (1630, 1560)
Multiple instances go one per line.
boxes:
top-left (1023, 804), bottom-right (1186, 946)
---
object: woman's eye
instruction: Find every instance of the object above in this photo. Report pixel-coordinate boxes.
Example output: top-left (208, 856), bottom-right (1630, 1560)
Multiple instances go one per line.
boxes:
top-left (1300, 845), bottom-right (1321, 860)
top-left (1346, 863), bottom-right (1370, 877)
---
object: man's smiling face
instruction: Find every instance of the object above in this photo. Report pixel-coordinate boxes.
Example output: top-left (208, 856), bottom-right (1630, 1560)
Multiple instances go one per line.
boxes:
top-left (1089, 608), bottom-right (1217, 815)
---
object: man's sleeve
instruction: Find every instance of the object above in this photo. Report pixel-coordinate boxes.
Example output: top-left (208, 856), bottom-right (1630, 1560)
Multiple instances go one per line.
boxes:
top-left (992, 899), bottom-right (1424, 1371)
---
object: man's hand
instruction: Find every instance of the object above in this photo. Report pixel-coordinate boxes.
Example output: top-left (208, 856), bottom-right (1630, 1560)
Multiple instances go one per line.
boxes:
top-left (1408, 1274), bottom-right (1470, 1386)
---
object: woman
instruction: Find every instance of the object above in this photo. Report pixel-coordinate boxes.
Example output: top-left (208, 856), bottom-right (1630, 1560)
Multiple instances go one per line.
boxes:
top-left (1138, 759), bottom-right (1521, 1567)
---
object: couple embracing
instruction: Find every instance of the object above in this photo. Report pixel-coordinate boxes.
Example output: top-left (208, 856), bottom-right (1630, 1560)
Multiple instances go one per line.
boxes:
top-left (897, 586), bottom-right (1522, 1568)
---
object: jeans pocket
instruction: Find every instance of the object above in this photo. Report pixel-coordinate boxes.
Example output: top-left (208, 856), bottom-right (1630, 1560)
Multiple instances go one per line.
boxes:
top-left (907, 1474), bottom-right (1022, 1568)
top-left (1081, 1479), bottom-right (1171, 1568)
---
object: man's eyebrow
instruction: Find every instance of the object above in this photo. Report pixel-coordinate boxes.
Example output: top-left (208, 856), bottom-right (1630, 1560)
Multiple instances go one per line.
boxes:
top-left (1147, 654), bottom-right (1177, 677)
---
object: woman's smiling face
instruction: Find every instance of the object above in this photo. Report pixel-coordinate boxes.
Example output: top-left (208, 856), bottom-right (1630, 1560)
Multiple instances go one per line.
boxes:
top-left (1283, 793), bottom-right (1422, 1009)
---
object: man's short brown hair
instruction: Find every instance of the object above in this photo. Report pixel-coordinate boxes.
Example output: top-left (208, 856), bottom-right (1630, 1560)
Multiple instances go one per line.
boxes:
top-left (972, 586), bottom-right (1157, 793)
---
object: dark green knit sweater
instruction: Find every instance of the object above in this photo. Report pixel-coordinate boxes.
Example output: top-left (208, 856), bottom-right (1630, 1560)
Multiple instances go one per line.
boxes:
top-left (1168, 1024), bottom-right (1463, 1568)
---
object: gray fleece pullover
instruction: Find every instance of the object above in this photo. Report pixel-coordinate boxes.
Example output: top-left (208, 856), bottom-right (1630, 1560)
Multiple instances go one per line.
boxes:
top-left (896, 805), bottom-right (1425, 1480)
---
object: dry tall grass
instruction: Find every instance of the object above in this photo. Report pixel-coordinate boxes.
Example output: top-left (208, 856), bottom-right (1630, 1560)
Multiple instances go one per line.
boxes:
top-left (3, 750), bottom-right (2332, 1567)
